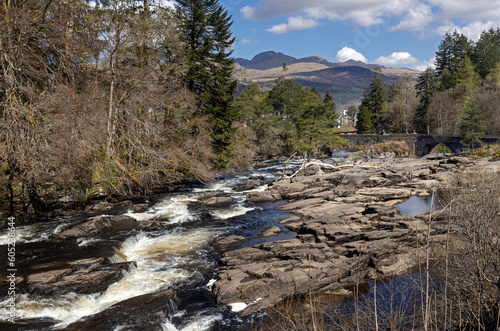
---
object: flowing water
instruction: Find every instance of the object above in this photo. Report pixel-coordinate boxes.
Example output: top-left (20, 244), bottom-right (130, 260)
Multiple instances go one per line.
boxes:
top-left (0, 160), bottom-right (304, 330)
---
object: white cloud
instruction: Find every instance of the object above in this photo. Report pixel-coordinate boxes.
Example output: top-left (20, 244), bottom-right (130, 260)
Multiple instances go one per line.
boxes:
top-left (413, 57), bottom-right (437, 71)
top-left (335, 47), bottom-right (368, 63)
top-left (242, 0), bottom-right (500, 36)
top-left (437, 20), bottom-right (500, 41)
top-left (428, 0), bottom-right (500, 22)
top-left (241, 0), bottom-right (411, 27)
top-left (389, 3), bottom-right (433, 31)
top-left (267, 16), bottom-right (320, 34)
top-left (374, 52), bottom-right (420, 66)
top-left (241, 38), bottom-right (258, 45)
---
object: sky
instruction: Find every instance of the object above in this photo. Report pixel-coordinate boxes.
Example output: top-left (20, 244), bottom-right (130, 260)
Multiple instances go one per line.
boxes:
top-left (209, 0), bottom-right (500, 71)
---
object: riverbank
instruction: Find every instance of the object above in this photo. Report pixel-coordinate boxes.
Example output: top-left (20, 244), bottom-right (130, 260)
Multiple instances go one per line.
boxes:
top-left (212, 154), bottom-right (500, 316)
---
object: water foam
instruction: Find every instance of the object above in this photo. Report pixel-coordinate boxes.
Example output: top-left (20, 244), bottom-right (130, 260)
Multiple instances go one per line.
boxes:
top-left (126, 195), bottom-right (197, 223)
top-left (4, 228), bottom-right (216, 328)
top-left (162, 313), bottom-right (223, 331)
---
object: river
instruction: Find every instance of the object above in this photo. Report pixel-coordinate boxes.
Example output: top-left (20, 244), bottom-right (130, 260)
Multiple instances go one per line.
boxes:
top-left (0, 159), bottom-right (305, 330)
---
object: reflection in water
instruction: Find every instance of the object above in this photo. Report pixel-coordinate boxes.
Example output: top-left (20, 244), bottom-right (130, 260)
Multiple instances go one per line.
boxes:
top-left (395, 194), bottom-right (438, 217)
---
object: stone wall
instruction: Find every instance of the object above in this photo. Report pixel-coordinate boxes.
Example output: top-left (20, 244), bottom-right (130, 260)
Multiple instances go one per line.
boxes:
top-left (340, 134), bottom-right (500, 156)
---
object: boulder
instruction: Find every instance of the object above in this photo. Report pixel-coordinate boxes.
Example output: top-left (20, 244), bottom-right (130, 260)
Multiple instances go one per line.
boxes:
top-left (66, 289), bottom-right (178, 330)
top-left (259, 226), bottom-right (282, 237)
top-left (26, 260), bottom-right (135, 296)
top-left (201, 196), bottom-right (234, 205)
top-left (234, 180), bottom-right (266, 192)
top-left (246, 190), bottom-right (281, 203)
top-left (57, 215), bottom-right (138, 239)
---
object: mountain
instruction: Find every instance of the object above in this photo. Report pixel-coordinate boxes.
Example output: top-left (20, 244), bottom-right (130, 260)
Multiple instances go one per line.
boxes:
top-left (234, 51), bottom-right (420, 106)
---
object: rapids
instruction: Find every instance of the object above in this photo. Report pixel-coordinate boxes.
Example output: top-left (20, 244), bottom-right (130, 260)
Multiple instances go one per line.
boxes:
top-left (0, 160), bottom-right (303, 330)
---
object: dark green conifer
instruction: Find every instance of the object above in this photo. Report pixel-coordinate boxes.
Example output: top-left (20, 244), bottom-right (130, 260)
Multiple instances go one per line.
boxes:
top-left (176, 0), bottom-right (237, 167)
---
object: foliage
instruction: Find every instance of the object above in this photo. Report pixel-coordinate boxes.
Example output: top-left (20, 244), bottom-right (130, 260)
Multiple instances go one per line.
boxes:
top-left (0, 0), bottom-right (226, 212)
top-left (435, 31), bottom-right (473, 81)
top-left (438, 171), bottom-right (500, 330)
top-left (356, 104), bottom-right (374, 134)
top-left (176, 0), bottom-right (238, 168)
top-left (471, 28), bottom-right (500, 79)
top-left (384, 74), bottom-right (418, 133)
top-left (460, 101), bottom-right (485, 149)
top-left (234, 79), bottom-right (347, 158)
top-left (358, 68), bottom-right (387, 132)
top-left (415, 68), bottom-right (437, 133)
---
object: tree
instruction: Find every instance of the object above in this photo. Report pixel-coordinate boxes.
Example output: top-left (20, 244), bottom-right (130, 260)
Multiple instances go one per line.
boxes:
top-left (415, 68), bottom-right (437, 133)
top-left (460, 101), bottom-right (485, 150)
top-left (384, 74), bottom-right (418, 133)
top-left (471, 28), bottom-right (500, 79)
top-left (435, 31), bottom-right (473, 78)
top-left (176, 0), bottom-right (238, 167)
top-left (359, 68), bottom-right (387, 132)
top-left (0, 0), bottom-right (94, 212)
top-left (93, 0), bottom-right (215, 193)
top-left (323, 89), bottom-right (334, 104)
top-left (356, 104), bottom-right (374, 134)
top-left (347, 105), bottom-right (358, 127)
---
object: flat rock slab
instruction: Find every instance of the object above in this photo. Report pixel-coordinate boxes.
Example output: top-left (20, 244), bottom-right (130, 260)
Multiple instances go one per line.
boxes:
top-left (213, 156), bottom-right (473, 314)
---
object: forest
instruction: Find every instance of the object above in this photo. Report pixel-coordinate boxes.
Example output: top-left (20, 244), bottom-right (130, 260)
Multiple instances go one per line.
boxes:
top-left (0, 0), bottom-right (239, 213)
top-left (2, 0), bottom-right (500, 214)
top-left (356, 29), bottom-right (500, 150)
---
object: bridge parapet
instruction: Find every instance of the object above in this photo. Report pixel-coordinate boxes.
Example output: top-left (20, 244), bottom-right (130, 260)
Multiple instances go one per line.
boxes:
top-left (339, 134), bottom-right (500, 156)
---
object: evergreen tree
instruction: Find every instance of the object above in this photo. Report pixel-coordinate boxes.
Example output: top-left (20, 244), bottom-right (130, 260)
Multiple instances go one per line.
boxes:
top-left (356, 104), bottom-right (374, 134)
top-left (454, 56), bottom-right (479, 102)
top-left (435, 31), bottom-right (473, 77)
top-left (460, 101), bottom-right (485, 150)
top-left (176, 0), bottom-right (237, 167)
top-left (359, 68), bottom-right (387, 132)
top-left (415, 68), bottom-right (437, 133)
top-left (323, 90), bottom-right (333, 103)
top-left (311, 86), bottom-right (320, 98)
top-left (471, 28), bottom-right (500, 79)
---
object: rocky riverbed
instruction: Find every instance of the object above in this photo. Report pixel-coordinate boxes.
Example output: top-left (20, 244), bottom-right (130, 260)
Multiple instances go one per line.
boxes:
top-left (212, 154), bottom-right (500, 315)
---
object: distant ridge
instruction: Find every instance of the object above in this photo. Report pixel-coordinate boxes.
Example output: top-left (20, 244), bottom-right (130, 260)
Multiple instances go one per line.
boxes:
top-left (235, 51), bottom-right (383, 71)
top-left (234, 51), bottom-right (420, 105)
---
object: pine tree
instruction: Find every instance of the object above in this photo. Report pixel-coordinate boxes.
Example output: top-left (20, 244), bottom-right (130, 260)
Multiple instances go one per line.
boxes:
top-left (311, 86), bottom-right (320, 98)
top-left (359, 68), bottom-right (387, 132)
top-left (471, 28), bottom-right (500, 79)
top-left (415, 68), bottom-right (437, 133)
top-left (356, 104), bottom-right (374, 134)
top-left (460, 101), bottom-right (485, 150)
top-left (435, 31), bottom-right (473, 77)
top-left (323, 90), bottom-right (333, 103)
top-left (176, 0), bottom-right (237, 167)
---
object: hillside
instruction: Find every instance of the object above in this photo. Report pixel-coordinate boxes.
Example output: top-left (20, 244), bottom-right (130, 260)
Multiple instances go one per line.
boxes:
top-left (234, 51), bottom-right (420, 106)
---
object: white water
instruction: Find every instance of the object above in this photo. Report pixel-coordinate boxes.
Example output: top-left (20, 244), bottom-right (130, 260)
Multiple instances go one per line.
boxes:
top-left (4, 227), bottom-right (217, 328)
top-left (0, 161), bottom-right (294, 329)
top-left (125, 195), bottom-right (198, 223)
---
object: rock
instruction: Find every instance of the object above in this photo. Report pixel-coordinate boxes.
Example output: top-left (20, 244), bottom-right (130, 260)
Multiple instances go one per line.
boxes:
top-left (26, 260), bottom-right (135, 296)
top-left (66, 289), bottom-right (178, 330)
top-left (138, 220), bottom-right (162, 231)
top-left (212, 156), bottom-right (480, 314)
top-left (234, 180), bottom-right (266, 192)
top-left (201, 196), bottom-right (234, 205)
top-left (130, 203), bottom-right (149, 213)
top-left (57, 215), bottom-right (138, 239)
top-left (305, 164), bottom-right (322, 176)
top-left (246, 190), bottom-right (281, 203)
top-left (214, 235), bottom-right (246, 246)
top-left (259, 226), bottom-right (282, 237)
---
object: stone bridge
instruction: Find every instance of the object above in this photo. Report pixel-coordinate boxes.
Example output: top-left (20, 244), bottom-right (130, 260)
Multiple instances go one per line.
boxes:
top-left (339, 134), bottom-right (500, 156)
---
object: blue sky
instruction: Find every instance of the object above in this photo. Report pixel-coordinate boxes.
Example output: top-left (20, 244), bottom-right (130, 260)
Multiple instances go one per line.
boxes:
top-left (214, 0), bottom-right (500, 71)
